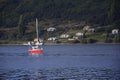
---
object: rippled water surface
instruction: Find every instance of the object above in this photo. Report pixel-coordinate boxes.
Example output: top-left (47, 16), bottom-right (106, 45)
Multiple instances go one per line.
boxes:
top-left (0, 44), bottom-right (120, 80)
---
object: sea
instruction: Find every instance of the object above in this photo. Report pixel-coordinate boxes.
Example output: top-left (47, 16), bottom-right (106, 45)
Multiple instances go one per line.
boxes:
top-left (0, 44), bottom-right (120, 80)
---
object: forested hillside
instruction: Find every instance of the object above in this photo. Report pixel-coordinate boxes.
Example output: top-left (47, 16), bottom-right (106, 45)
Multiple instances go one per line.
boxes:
top-left (0, 0), bottom-right (120, 43)
top-left (1, 0), bottom-right (120, 27)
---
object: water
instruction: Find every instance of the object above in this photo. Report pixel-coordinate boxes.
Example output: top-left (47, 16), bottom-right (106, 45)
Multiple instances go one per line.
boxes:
top-left (0, 44), bottom-right (120, 80)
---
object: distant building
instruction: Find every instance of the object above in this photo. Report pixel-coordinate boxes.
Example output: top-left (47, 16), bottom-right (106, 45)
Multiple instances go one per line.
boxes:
top-left (47, 27), bottom-right (56, 32)
top-left (88, 28), bottom-right (95, 32)
top-left (76, 32), bottom-right (84, 36)
top-left (60, 34), bottom-right (70, 38)
top-left (83, 25), bottom-right (90, 31)
top-left (112, 29), bottom-right (119, 34)
top-left (76, 32), bottom-right (84, 38)
top-left (48, 37), bottom-right (57, 41)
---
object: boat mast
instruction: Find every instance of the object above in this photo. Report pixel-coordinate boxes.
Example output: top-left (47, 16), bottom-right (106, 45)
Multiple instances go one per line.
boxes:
top-left (36, 18), bottom-right (39, 42)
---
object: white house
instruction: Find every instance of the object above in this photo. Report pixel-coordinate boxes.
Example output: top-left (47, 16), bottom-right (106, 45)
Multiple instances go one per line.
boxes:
top-left (60, 34), bottom-right (70, 38)
top-left (83, 25), bottom-right (90, 31)
top-left (76, 32), bottom-right (84, 36)
top-left (76, 32), bottom-right (84, 38)
top-left (48, 37), bottom-right (57, 41)
top-left (88, 28), bottom-right (95, 32)
top-left (112, 29), bottom-right (119, 34)
top-left (47, 27), bottom-right (56, 32)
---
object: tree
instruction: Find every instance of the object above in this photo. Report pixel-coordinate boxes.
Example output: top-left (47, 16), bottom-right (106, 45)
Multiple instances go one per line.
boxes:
top-left (17, 15), bottom-right (26, 38)
top-left (107, 0), bottom-right (115, 23)
top-left (87, 38), bottom-right (97, 43)
top-left (107, 0), bottom-right (120, 24)
top-left (104, 33), bottom-right (112, 43)
top-left (113, 34), bottom-right (120, 43)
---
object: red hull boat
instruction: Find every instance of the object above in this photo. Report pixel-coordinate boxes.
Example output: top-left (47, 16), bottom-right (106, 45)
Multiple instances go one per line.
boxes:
top-left (28, 48), bottom-right (43, 54)
top-left (28, 18), bottom-right (43, 55)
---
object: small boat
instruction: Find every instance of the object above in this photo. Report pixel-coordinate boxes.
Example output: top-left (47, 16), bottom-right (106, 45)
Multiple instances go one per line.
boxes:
top-left (28, 45), bottom-right (43, 54)
top-left (28, 18), bottom-right (43, 55)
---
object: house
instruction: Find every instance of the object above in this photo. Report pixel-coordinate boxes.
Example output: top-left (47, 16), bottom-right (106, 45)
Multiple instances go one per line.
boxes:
top-left (60, 34), bottom-right (70, 38)
top-left (48, 37), bottom-right (57, 41)
top-left (83, 25), bottom-right (90, 31)
top-left (112, 29), bottom-right (119, 34)
top-left (47, 27), bottom-right (56, 32)
top-left (76, 32), bottom-right (84, 38)
top-left (88, 28), bottom-right (95, 32)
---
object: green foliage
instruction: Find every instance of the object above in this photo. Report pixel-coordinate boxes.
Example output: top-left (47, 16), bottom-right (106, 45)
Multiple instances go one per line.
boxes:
top-left (87, 38), bottom-right (97, 43)
top-left (107, 0), bottom-right (120, 24)
top-left (0, 0), bottom-right (112, 28)
top-left (113, 34), bottom-right (120, 43)
top-left (0, 31), bottom-right (8, 39)
top-left (68, 40), bottom-right (80, 44)
top-left (0, 0), bottom-right (120, 44)
top-left (56, 40), bottom-right (61, 44)
top-left (17, 15), bottom-right (26, 38)
top-left (80, 38), bottom-right (87, 44)
top-left (104, 33), bottom-right (113, 43)
top-left (80, 38), bottom-right (97, 43)
top-left (95, 27), bottom-right (105, 33)
top-left (104, 38), bottom-right (113, 43)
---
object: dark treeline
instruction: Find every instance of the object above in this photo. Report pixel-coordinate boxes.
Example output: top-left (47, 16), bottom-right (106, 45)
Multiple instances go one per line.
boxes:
top-left (0, 0), bottom-right (120, 28)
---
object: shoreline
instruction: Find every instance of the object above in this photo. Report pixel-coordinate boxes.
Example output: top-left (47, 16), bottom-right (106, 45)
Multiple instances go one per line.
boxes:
top-left (0, 42), bottom-right (120, 46)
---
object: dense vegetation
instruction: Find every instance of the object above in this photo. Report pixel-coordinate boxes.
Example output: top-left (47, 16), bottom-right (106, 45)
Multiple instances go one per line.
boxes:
top-left (0, 0), bottom-right (120, 44)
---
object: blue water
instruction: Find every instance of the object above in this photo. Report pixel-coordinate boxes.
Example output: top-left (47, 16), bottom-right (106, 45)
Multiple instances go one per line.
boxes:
top-left (0, 44), bottom-right (120, 80)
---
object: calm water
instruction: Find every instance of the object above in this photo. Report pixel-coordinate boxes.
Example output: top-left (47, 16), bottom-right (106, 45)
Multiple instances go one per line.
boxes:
top-left (0, 44), bottom-right (120, 80)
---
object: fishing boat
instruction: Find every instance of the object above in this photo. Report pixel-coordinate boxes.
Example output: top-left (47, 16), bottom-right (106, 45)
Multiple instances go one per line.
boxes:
top-left (28, 18), bottom-right (43, 54)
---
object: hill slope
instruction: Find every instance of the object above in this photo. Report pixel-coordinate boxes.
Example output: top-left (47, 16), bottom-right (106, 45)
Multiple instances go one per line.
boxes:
top-left (1, 0), bottom-right (120, 27)
top-left (0, 0), bottom-right (120, 43)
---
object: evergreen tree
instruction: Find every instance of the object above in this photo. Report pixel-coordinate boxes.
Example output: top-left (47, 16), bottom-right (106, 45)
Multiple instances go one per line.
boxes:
top-left (17, 15), bottom-right (25, 38)
top-left (107, 0), bottom-right (120, 24)
top-left (104, 33), bottom-right (113, 43)
top-left (107, 0), bottom-right (115, 23)
top-left (113, 34), bottom-right (120, 43)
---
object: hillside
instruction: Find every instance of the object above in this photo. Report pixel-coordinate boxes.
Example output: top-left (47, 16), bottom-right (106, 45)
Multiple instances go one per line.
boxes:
top-left (1, 0), bottom-right (120, 27)
top-left (0, 0), bottom-right (120, 44)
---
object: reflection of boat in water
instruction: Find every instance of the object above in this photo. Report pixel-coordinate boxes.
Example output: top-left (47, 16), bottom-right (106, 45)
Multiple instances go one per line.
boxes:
top-left (28, 18), bottom-right (43, 55)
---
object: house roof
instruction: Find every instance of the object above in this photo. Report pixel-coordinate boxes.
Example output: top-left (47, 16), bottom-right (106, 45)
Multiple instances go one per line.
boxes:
top-left (47, 27), bottom-right (56, 31)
